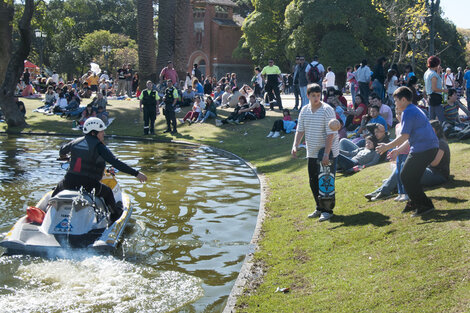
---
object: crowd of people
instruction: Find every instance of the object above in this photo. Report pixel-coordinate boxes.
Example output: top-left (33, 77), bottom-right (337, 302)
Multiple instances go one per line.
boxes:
top-left (8, 52), bottom-right (470, 222)
top-left (288, 54), bottom-right (466, 221)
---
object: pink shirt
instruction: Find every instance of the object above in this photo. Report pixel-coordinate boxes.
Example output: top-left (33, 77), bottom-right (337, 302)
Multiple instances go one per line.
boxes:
top-left (160, 67), bottom-right (178, 84)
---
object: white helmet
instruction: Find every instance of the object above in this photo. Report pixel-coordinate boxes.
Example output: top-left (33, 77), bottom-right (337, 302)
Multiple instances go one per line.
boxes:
top-left (83, 117), bottom-right (107, 134)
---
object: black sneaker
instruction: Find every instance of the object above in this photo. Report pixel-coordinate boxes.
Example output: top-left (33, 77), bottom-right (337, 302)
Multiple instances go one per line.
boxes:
top-left (171, 130), bottom-right (178, 135)
top-left (163, 129), bottom-right (171, 133)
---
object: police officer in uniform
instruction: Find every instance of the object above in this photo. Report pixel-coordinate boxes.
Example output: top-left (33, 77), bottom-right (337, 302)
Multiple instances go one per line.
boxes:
top-left (162, 79), bottom-right (179, 134)
top-left (51, 118), bottom-right (147, 222)
top-left (139, 80), bottom-right (160, 135)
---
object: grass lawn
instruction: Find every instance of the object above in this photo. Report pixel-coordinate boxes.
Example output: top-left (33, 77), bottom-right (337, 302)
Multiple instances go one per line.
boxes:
top-left (3, 97), bottom-right (470, 312)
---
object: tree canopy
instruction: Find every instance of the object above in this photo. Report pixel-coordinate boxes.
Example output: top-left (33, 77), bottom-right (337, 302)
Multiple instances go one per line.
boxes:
top-left (240, 0), bottom-right (466, 81)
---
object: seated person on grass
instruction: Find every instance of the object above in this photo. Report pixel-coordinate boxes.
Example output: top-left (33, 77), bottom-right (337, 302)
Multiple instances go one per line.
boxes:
top-left (213, 85), bottom-right (223, 107)
top-left (198, 96), bottom-right (217, 123)
top-left (79, 104), bottom-right (96, 126)
top-left (180, 95), bottom-right (204, 124)
top-left (337, 135), bottom-right (380, 173)
top-left (369, 92), bottom-right (393, 129)
top-left (227, 87), bottom-right (242, 109)
top-left (356, 105), bottom-right (388, 138)
top-left (221, 95), bottom-right (249, 124)
top-left (91, 92), bottom-right (107, 111)
top-left (344, 94), bottom-right (367, 131)
top-left (266, 109), bottom-right (297, 138)
top-left (221, 85), bottom-right (232, 107)
top-left (181, 86), bottom-right (195, 107)
top-left (443, 88), bottom-right (466, 127)
top-left (96, 106), bottom-right (109, 125)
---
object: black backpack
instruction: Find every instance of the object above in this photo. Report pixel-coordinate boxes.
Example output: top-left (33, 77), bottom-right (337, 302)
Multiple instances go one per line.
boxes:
top-left (258, 103), bottom-right (266, 119)
top-left (307, 63), bottom-right (321, 83)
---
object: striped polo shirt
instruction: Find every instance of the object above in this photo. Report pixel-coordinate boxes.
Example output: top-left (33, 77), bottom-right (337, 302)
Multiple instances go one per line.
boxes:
top-left (297, 102), bottom-right (340, 159)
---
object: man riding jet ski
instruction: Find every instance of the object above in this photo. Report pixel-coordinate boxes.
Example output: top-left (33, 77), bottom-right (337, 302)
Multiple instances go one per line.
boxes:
top-left (52, 117), bottom-right (147, 222)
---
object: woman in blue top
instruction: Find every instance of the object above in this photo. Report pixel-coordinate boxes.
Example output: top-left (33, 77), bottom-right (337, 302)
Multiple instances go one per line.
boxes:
top-left (377, 87), bottom-right (439, 217)
top-left (424, 56), bottom-right (447, 123)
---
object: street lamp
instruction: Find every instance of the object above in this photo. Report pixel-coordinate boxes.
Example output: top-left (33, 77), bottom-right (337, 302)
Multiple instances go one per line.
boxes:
top-left (407, 29), bottom-right (422, 70)
top-left (35, 29), bottom-right (47, 74)
top-left (101, 45), bottom-right (112, 72)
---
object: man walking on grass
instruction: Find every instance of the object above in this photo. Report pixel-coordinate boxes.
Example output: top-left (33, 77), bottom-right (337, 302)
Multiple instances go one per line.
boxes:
top-left (292, 83), bottom-right (339, 222)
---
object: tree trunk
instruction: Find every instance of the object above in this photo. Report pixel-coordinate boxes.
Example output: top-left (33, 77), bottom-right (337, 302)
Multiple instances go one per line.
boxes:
top-left (137, 0), bottom-right (157, 89)
top-left (0, 2), bottom-right (13, 87)
top-left (156, 0), bottom-right (176, 77)
top-left (174, 0), bottom-right (190, 80)
top-left (0, 0), bottom-right (34, 128)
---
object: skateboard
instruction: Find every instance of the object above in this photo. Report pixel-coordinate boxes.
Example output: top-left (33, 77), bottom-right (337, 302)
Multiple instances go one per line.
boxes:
top-left (318, 153), bottom-right (335, 211)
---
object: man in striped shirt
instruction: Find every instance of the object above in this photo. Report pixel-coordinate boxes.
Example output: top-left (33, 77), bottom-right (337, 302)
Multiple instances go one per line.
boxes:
top-left (292, 84), bottom-right (340, 222)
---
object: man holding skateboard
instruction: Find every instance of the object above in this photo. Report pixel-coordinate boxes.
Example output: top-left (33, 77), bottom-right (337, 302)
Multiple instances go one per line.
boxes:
top-left (292, 83), bottom-right (340, 222)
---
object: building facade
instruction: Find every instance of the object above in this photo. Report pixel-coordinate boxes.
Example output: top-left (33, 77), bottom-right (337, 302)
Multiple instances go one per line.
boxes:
top-left (185, 0), bottom-right (253, 84)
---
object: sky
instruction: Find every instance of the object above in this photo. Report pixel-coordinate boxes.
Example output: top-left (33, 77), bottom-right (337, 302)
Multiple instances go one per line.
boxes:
top-left (440, 0), bottom-right (470, 29)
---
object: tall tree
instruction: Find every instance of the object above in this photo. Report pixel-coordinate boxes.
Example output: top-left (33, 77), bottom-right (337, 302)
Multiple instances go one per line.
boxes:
top-left (0, 0), bottom-right (34, 128)
top-left (173, 0), bottom-right (190, 79)
top-left (156, 0), bottom-right (176, 76)
top-left (137, 0), bottom-right (157, 87)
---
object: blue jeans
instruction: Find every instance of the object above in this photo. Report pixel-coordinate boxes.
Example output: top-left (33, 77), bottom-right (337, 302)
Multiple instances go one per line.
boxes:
top-left (337, 154), bottom-right (358, 171)
top-left (351, 83), bottom-right (357, 105)
top-left (339, 138), bottom-right (359, 154)
top-left (420, 168), bottom-right (447, 187)
top-left (299, 86), bottom-right (308, 108)
top-left (202, 111), bottom-right (216, 122)
top-left (372, 79), bottom-right (384, 101)
top-left (466, 89), bottom-right (470, 110)
top-left (373, 169), bottom-right (398, 196)
top-left (429, 105), bottom-right (445, 123)
top-left (396, 154), bottom-right (407, 194)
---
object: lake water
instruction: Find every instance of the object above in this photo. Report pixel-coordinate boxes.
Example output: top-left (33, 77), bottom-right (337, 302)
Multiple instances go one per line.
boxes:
top-left (0, 135), bottom-right (260, 312)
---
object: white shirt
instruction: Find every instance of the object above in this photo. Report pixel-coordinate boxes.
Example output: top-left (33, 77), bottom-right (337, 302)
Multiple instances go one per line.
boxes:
top-left (445, 72), bottom-right (454, 86)
top-left (57, 98), bottom-right (68, 109)
top-left (324, 71), bottom-right (335, 88)
top-left (100, 74), bottom-right (109, 81)
top-left (305, 61), bottom-right (325, 76)
top-left (256, 73), bottom-right (263, 88)
top-left (387, 75), bottom-right (398, 94)
top-left (297, 102), bottom-right (339, 158)
top-left (51, 73), bottom-right (59, 84)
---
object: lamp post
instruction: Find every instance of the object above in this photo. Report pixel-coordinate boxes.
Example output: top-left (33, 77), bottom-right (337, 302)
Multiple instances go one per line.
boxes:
top-left (35, 29), bottom-right (47, 74)
top-left (101, 45), bottom-right (112, 72)
top-left (407, 30), bottom-right (422, 70)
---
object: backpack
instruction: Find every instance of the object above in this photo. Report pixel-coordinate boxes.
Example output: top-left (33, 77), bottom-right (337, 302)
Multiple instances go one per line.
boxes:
top-left (308, 63), bottom-right (321, 83)
top-left (258, 103), bottom-right (266, 119)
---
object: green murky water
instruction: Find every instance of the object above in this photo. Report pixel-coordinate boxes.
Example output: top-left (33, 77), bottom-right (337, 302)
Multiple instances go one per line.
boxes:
top-left (0, 135), bottom-right (260, 312)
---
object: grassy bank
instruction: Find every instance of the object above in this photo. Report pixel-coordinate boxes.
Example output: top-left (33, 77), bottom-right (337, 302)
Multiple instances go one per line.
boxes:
top-left (4, 97), bottom-right (470, 312)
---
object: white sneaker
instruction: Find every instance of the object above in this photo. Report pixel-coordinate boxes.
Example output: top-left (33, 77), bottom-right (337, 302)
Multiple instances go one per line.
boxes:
top-left (178, 118), bottom-right (185, 124)
top-left (319, 212), bottom-right (333, 222)
top-left (266, 131), bottom-right (274, 138)
top-left (308, 210), bottom-right (321, 218)
top-left (399, 194), bottom-right (409, 202)
top-left (272, 131), bottom-right (281, 138)
top-left (394, 195), bottom-right (402, 201)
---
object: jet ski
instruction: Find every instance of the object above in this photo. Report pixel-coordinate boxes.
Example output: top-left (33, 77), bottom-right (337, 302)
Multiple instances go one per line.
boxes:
top-left (0, 167), bottom-right (132, 256)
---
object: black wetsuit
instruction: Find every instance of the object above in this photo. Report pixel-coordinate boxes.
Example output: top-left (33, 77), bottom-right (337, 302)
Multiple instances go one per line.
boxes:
top-left (52, 135), bottom-right (139, 216)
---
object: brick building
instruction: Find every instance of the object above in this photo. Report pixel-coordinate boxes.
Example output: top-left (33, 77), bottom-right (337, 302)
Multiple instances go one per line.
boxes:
top-left (185, 0), bottom-right (253, 84)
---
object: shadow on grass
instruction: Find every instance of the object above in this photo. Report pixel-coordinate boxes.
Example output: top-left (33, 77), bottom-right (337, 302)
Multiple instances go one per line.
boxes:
top-left (417, 208), bottom-right (470, 224)
top-left (328, 211), bottom-right (392, 229)
top-left (439, 177), bottom-right (470, 189)
top-left (430, 195), bottom-right (467, 203)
